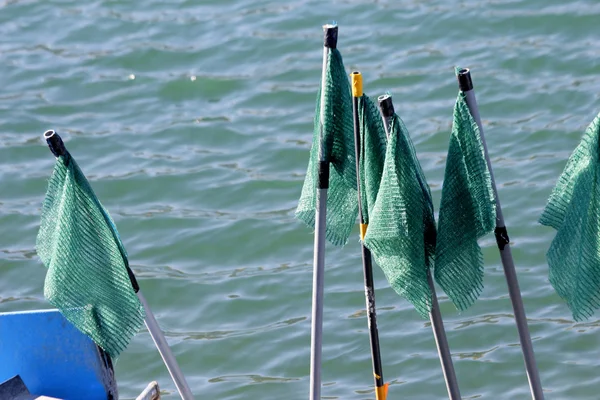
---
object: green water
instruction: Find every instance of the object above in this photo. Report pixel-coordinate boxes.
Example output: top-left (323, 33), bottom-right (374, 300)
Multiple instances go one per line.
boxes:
top-left (1, 0), bottom-right (600, 399)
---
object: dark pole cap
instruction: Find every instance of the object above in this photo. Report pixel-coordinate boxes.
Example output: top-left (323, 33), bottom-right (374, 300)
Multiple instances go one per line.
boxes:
top-left (323, 23), bottom-right (338, 49)
top-left (456, 67), bottom-right (473, 92)
top-left (44, 130), bottom-right (67, 158)
top-left (378, 94), bottom-right (395, 118)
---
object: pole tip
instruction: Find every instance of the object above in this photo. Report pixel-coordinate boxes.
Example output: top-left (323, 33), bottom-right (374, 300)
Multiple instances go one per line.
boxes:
top-left (44, 130), bottom-right (67, 158)
top-left (377, 94), bottom-right (394, 118)
top-left (323, 22), bottom-right (338, 49)
top-left (456, 67), bottom-right (473, 92)
top-left (351, 71), bottom-right (363, 97)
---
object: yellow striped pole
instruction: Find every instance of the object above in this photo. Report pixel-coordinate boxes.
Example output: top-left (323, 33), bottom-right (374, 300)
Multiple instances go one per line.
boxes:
top-left (351, 71), bottom-right (388, 400)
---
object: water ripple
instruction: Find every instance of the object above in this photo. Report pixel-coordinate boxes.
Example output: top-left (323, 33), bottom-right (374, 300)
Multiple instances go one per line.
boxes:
top-left (2, 0), bottom-right (600, 399)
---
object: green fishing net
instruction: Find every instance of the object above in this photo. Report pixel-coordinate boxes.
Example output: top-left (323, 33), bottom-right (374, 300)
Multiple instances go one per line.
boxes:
top-left (36, 153), bottom-right (145, 359)
top-left (363, 114), bottom-right (436, 318)
top-left (434, 91), bottom-right (496, 311)
top-left (296, 48), bottom-right (358, 246)
top-left (540, 112), bottom-right (600, 321)
top-left (358, 94), bottom-right (387, 225)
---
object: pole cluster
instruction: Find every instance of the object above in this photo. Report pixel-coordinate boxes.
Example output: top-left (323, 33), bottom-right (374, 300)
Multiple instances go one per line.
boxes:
top-left (304, 25), bottom-right (544, 400)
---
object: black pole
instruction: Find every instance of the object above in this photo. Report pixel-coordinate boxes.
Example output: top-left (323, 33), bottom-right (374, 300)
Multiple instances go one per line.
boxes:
top-left (350, 72), bottom-right (387, 400)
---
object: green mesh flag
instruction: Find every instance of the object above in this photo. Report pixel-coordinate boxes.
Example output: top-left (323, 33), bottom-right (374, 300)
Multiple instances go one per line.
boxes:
top-left (36, 152), bottom-right (145, 359)
top-left (540, 112), bottom-right (600, 321)
top-left (296, 48), bottom-right (358, 246)
top-left (358, 94), bottom-right (387, 224)
top-left (363, 114), bottom-right (436, 318)
top-left (435, 90), bottom-right (496, 311)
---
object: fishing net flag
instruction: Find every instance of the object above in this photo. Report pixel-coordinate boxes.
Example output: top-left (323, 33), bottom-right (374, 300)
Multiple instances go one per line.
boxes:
top-left (540, 112), bottom-right (600, 321)
top-left (434, 83), bottom-right (496, 311)
top-left (36, 132), bottom-right (145, 359)
top-left (363, 113), bottom-right (436, 318)
top-left (357, 94), bottom-right (387, 225)
top-left (295, 46), bottom-right (358, 246)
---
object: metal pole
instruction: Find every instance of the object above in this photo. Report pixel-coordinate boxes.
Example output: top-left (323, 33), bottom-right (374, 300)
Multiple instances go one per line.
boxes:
top-left (138, 292), bottom-right (195, 400)
top-left (456, 68), bottom-right (544, 400)
top-left (309, 23), bottom-right (337, 400)
top-left (43, 130), bottom-right (195, 400)
top-left (350, 72), bottom-right (387, 400)
top-left (427, 271), bottom-right (461, 400)
top-left (377, 95), bottom-right (462, 400)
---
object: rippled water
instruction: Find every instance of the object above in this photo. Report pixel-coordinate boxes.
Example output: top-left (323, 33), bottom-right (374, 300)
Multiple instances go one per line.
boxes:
top-left (1, 0), bottom-right (600, 399)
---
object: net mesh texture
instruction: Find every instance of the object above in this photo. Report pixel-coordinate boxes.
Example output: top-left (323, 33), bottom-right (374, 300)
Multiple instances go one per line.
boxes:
top-left (296, 48), bottom-right (358, 246)
top-left (36, 153), bottom-right (145, 359)
top-left (363, 114), bottom-right (436, 318)
top-left (434, 91), bottom-right (496, 311)
top-left (540, 111), bottom-right (600, 321)
top-left (358, 94), bottom-right (387, 225)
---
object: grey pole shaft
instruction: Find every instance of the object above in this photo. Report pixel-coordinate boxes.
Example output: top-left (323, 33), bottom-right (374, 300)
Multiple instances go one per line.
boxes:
top-left (460, 71), bottom-right (544, 400)
top-left (427, 271), bottom-right (461, 400)
top-left (137, 292), bottom-right (195, 400)
top-left (42, 131), bottom-right (194, 400)
top-left (378, 94), bottom-right (461, 400)
top-left (309, 38), bottom-right (332, 400)
top-left (309, 189), bottom-right (327, 400)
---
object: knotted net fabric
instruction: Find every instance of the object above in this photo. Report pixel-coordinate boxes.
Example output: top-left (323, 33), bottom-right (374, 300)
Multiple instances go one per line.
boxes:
top-left (37, 153), bottom-right (145, 358)
top-left (296, 48), bottom-right (358, 246)
top-left (540, 112), bottom-right (600, 321)
top-left (364, 114), bottom-right (436, 318)
top-left (435, 91), bottom-right (496, 311)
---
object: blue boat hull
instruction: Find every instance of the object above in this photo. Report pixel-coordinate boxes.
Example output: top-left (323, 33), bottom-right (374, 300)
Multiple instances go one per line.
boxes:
top-left (0, 309), bottom-right (117, 400)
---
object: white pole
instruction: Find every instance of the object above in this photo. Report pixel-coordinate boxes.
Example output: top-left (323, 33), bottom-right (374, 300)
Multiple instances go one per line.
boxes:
top-left (309, 22), bottom-right (338, 400)
top-left (137, 292), bottom-right (195, 400)
top-left (377, 94), bottom-right (461, 400)
top-left (457, 68), bottom-right (544, 400)
top-left (42, 130), bottom-right (194, 400)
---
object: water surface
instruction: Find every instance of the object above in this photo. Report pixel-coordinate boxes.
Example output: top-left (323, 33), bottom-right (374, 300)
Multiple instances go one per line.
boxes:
top-left (1, 0), bottom-right (600, 398)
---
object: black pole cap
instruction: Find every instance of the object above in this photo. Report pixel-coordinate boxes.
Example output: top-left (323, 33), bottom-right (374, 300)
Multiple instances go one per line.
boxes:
top-left (323, 23), bottom-right (338, 49)
top-left (44, 130), bottom-right (67, 158)
top-left (377, 94), bottom-right (395, 118)
top-left (456, 67), bottom-right (473, 92)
